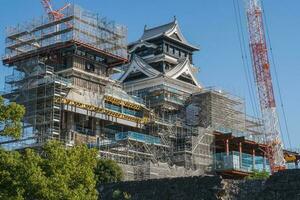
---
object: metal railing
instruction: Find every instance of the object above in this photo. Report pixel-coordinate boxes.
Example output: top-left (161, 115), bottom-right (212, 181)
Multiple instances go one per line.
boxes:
top-left (214, 151), bottom-right (270, 173)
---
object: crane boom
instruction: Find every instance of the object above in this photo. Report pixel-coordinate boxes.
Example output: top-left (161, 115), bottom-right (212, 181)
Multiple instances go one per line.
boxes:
top-left (41, 0), bottom-right (70, 21)
top-left (245, 0), bottom-right (285, 173)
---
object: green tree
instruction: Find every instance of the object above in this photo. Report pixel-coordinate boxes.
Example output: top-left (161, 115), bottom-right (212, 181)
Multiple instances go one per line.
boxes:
top-left (95, 159), bottom-right (124, 186)
top-left (0, 141), bottom-right (126, 200)
top-left (0, 149), bottom-right (23, 200)
top-left (246, 170), bottom-right (270, 180)
top-left (0, 141), bottom-right (99, 200)
top-left (0, 96), bottom-right (25, 139)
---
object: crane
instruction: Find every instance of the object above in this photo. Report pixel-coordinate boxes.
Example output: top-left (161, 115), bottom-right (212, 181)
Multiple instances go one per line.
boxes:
top-left (41, 0), bottom-right (71, 22)
top-left (244, 0), bottom-right (285, 173)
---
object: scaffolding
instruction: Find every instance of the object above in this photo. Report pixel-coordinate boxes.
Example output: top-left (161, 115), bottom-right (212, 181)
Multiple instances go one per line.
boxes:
top-left (0, 2), bottom-right (269, 180)
top-left (88, 129), bottom-right (170, 168)
top-left (124, 84), bottom-right (216, 170)
top-left (54, 95), bottom-right (149, 124)
top-left (128, 84), bottom-right (190, 113)
top-left (1, 58), bottom-right (71, 149)
top-left (245, 116), bottom-right (264, 143)
top-left (4, 4), bottom-right (127, 63)
top-left (170, 124), bottom-right (214, 170)
top-left (186, 88), bottom-right (246, 134)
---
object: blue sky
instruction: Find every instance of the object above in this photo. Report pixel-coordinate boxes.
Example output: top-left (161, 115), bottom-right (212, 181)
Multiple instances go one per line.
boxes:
top-left (0, 0), bottom-right (299, 148)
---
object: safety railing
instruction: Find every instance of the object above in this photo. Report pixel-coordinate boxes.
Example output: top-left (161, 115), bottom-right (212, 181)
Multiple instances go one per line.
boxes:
top-left (214, 151), bottom-right (270, 173)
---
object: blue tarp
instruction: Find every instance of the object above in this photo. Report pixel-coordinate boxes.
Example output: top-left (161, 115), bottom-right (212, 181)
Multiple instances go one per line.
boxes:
top-left (214, 151), bottom-right (270, 173)
top-left (105, 102), bottom-right (143, 117)
top-left (115, 131), bottom-right (161, 145)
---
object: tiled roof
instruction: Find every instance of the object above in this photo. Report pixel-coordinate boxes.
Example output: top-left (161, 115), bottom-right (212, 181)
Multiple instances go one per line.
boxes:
top-left (140, 21), bottom-right (176, 41)
top-left (138, 20), bottom-right (199, 50)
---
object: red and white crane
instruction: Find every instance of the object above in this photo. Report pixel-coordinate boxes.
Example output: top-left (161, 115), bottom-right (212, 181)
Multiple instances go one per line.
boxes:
top-left (41, 0), bottom-right (71, 21)
top-left (244, 0), bottom-right (285, 173)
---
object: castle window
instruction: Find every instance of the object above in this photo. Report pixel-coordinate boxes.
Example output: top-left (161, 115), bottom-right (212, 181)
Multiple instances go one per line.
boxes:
top-left (172, 46), bottom-right (175, 54)
top-left (165, 44), bottom-right (169, 52)
top-left (95, 56), bottom-right (104, 62)
top-left (174, 48), bottom-right (179, 56)
top-left (76, 50), bottom-right (85, 56)
top-left (158, 44), bottom-right (163, 50)
top-left (85, 62), bottom-right (95, 72)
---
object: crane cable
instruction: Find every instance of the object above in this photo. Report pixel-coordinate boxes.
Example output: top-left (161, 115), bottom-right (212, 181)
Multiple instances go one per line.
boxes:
top-left (232, 0), bottom-right (264, 133)
top-left (261, 1), bottom-right (292, 149)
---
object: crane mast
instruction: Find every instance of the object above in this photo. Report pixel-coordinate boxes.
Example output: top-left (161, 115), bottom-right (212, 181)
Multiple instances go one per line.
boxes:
top-left (245, 0), bottom-right (285, 173)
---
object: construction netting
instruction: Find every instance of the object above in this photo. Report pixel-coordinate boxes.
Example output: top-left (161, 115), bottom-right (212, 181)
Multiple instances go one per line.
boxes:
top-left (4, 4), bottom-right (127, 60)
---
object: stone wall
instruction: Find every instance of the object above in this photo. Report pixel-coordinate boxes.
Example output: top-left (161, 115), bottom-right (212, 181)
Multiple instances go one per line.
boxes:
top-left (256, 169), bottom-right (300, 200)
top-left (119, 162), bottom-right (205, 181)
top-left (99, 169), bottom-right (300, 200)
top-left (100, 175), bottom-right (224, 200)
top-left (221, 179), bottom-right (265, 200)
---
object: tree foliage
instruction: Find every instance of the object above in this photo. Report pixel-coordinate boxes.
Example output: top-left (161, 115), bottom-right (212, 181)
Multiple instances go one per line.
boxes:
top-left (0, 141), bottom-right (98, 200)
top-left (246, 170), bottom-right (270, 180)
top-left (0, 96), bottom-right (25, 139)
top-left (0, 141), bottom-right (125, 200)
top-left (95, 159), bottom-right (124, 186)
top-left (0, 97), bottom-right (125, 199)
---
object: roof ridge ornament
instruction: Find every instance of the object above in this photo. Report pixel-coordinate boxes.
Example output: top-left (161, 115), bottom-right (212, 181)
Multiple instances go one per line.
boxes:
top-left (173, 16), bottom-right (178, 26)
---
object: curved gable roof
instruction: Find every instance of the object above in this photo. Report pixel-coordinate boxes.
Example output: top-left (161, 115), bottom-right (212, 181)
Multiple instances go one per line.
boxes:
top-left (140, 20), bottom-right (199, 51)
top-left (141, 21), bottom-right (175, 41)
top-left (166, 57), bottom-right (201, 87)
top-left (119, 54), bottom-right (161, 82)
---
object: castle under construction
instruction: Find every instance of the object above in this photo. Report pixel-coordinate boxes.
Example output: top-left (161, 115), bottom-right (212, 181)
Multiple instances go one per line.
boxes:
top-left (1, 4), bottom-right (298, 180)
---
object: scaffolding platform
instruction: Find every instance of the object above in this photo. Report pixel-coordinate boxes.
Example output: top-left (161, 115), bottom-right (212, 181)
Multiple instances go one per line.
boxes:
top-left (115, 131), bottom-right (161, 145)
top-left (3, 4), bottom-right (127, 66)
